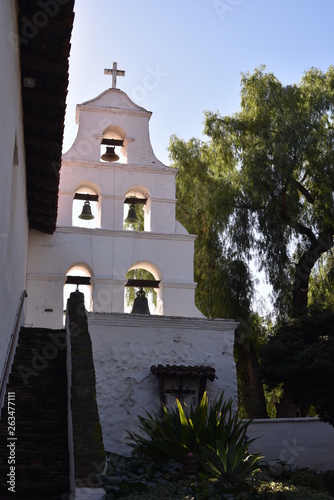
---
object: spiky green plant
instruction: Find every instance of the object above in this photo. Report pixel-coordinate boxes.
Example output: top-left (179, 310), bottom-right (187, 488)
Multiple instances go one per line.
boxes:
top-left (196, 439), bottom-right (262, 488)
top-left (127, 391), bottom-right (257, 469)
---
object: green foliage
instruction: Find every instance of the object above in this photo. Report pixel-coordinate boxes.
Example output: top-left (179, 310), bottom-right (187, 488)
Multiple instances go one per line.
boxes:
top-left (260, 310), bottom-right (334, 425)
top-left (170, 65), bottom-right (334, 319)
top-left (253, 463), bottom-right (334, 499)
top-left (99, 453), bottom-right (184, 499)
top-left (263, 384), bottom-right (283, 419)
top-left (123, 202), bottom-right (145, 231)
top-left (127, 391), bottom-right (259, 488)
top-left (309, 252), bottom-right (334, 311)
top-left (169, 135), bottom-right (254, 320)
top-left (99, 451), bottom-right (334, 499)
top-left (196, 439), bottom-right (262, 488)
top-left (125, 268), bottom-right (157, 311)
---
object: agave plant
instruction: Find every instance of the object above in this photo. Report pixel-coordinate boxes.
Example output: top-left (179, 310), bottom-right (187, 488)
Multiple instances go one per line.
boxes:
top-left (127, 391), bottom-right (259, 474)
top-left (196, 439), bottom-right (262, 488)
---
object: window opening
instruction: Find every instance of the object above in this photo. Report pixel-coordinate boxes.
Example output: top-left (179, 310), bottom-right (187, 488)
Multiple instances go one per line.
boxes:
top-left (63, 266), bottom-right (93, 324)
top-left (72, 189), bottom-right (99, 228)
top-left (123, 197), bottom-right (147, 231)
top-left (100, 138), bottom-right (123, 163)
top-left (124, 269), bottom-right (158, 314)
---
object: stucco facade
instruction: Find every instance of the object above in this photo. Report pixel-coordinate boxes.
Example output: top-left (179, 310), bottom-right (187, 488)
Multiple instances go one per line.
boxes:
top-left (26, 88), bottom-right (204, 324)
top-left (0, 1), bottom-right (29, 373)
top-left (88, 313), bottom-right (238, 455)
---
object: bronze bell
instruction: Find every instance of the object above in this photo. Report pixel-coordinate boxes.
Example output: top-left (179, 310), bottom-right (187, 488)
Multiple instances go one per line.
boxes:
top-left (101, 146), bottom-right (119, 162)
top-left (78, 200), bottom-right (94, 220)
top-left (125, 204), bottom-right (139, 224)
top-left (131, 288), bottom-right (150, 315)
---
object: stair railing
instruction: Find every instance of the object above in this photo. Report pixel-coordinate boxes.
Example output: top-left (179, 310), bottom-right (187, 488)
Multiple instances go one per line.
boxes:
top-left (0, 290), bottom-right (27, 415)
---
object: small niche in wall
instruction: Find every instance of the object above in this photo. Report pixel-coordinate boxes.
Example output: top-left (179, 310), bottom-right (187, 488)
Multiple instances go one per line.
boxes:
top-left (150, 364), bottom-right (217, 409)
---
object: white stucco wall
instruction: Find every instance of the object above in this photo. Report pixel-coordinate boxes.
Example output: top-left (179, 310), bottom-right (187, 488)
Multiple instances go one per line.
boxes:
top-left (26, 224), bottom-right (202, 328)
top-left (247, 418), bottom-right (334, 471)
top-left (26, 85), bottom-right (204, 326)
top-left (58, 159), bottom-right (177, 234)
top-left (59, 90), bottom-right (177, 234)
top-left (0, 1), bottom-right (29, 375)
top-left (87, 313), bottom-right (238, 455)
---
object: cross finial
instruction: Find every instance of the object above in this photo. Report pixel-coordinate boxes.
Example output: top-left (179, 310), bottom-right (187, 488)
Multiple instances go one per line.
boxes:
top-left (104, 62), bottom-right (125, 89)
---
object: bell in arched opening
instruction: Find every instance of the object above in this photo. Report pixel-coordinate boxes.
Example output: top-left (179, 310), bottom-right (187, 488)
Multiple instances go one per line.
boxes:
top-left (131, 288), bottom-right (150, 315)
top-left (101, 146), bottom-right (119, 162)
top-left (78, 200), bottom-right (94, 220)
top-left (124, 204), bottom-right (139, 224)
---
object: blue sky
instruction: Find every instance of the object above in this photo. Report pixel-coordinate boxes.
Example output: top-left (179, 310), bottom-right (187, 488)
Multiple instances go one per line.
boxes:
top-left (63, 0), bottom-right (334, 165)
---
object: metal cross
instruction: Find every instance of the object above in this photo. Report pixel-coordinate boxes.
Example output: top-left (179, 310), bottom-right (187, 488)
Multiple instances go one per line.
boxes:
top-left (104, 62), bottom-right (125, 89)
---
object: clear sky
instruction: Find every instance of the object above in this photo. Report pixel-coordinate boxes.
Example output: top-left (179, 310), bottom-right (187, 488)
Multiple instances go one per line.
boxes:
top-left (63, 0), bottom-right (334, 165)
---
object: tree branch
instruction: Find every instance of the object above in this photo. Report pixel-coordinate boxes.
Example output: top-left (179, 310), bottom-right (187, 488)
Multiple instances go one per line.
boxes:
top-left (279, 208), bottom-right (318, 245)
top-left (293, 179), bottom-right (315, 204)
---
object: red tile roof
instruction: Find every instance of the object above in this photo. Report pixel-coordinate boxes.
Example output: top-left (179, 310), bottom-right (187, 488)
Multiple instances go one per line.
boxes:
top-left (150, 364), bottom-right (216, 381)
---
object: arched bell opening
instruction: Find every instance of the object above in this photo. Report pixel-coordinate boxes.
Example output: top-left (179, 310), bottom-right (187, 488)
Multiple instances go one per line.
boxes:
top-left (72, 184), bottom-right (101, 228)
top-left (123, 186), bottom-right (150, 231)
top-left (100, 125), bottom-right (127, 163)
top-left (124, 263), bottom-right (161, 315)
top-left (63, 264), bottom-right (93, 324)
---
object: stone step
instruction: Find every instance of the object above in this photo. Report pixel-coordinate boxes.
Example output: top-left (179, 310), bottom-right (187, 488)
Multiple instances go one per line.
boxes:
top-left (1, 396), bottom-right (67, 407)
top-left (1, 432), bottom-right (68, 444)
top-left (0, 327), bottom-right (70, 498)
top-left (0, 445), bottom-right (69, 460)
top-left (10, 355), bottom-right (66, 363)
top-left (0, 483), bottom-right (70, 500)
top-left (0, 472), bottom-right (70, 498)
top-left (7, 374), bottom-right (67, 387)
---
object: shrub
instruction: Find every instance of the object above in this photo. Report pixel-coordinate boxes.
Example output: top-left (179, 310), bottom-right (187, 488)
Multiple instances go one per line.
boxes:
top-left (126, 391), bottom-right (261, 490)
top-left (196, 439), bottom-right (261, 488)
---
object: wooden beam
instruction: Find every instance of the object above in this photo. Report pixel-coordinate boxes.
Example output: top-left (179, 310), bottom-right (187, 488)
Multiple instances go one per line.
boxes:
top-left (66, 276), bottom-right (91, 285)
top-left (27, 172), bottom-right (58, 192)
top-left (24, 114), bottom-right (60, 132)
top-left (101, 138), bottom-right (124, 146)
top-left (124, 197), bottom-right (147, 205)
top-left (25, 133), bottom-right (62, 154)
top-left (21, 53), bottom-right (67, 77)
top-left (27, 202), bottom-right (57, 216)
top-left (125, 280), bottom-right (160, 288)
top-left (22, 87), bottom-right (64, 107)
top-left (74, 193), bottom-right (99, 201)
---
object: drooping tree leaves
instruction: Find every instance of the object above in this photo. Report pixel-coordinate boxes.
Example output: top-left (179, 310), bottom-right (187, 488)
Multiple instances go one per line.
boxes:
top-left (203, 66), bottom-right (334, 317)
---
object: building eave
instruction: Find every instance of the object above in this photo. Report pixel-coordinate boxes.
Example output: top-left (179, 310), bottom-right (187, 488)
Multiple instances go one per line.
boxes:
top-left (18, 0), bottom-right (75, 233)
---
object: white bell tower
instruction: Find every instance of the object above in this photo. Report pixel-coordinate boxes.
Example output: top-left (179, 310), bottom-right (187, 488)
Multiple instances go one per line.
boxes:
top-left (53, 62), bottom-right (203, 319)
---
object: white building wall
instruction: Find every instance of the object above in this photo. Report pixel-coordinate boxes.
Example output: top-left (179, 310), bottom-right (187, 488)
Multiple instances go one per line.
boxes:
top-left (247, 418), bottom-right (334, 472)
top-left (87, 313), bottom-right (238, 455)
top-left (58, 159), bottom-right (177, 233)
top-left (0, 1), bottom-right (29, 374)
top-left (26, 227), bottom-right (202, 328)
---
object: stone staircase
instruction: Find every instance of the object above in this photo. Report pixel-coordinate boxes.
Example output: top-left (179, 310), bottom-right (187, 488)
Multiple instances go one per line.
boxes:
top-left (0, 327), bottom-right (70, 499)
